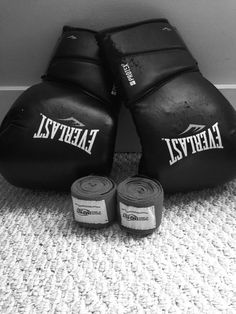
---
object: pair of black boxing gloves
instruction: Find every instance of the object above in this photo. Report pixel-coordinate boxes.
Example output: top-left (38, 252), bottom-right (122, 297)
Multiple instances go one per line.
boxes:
top-left (0, 19), bottom-right (236, 193)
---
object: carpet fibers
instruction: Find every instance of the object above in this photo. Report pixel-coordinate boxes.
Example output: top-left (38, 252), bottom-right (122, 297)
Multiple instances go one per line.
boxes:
top-left (0, 154), bottom-right (235, 313)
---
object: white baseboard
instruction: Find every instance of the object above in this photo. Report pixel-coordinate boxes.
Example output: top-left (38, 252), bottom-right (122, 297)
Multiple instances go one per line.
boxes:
top-left (215, 84), bottom-right (236, 89)
top-left (0, 86), bottom-right (29, 91)
top-left (1, 84), bottom-right (236, 91)
top-left (0, 85), bottom-right (236, 152)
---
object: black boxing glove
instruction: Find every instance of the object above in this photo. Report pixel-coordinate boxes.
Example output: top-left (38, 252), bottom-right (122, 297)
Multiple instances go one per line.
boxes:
top-left (96, 19), bottom-right (236, 193)
top-left (0, 26), bottom-right (119, 190)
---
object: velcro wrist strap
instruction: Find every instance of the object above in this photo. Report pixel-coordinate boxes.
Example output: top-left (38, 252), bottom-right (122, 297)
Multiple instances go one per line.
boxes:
top-left (43, 27), bottom-right (114, 103)
top-left (97, 19), bottom-right (198, 106)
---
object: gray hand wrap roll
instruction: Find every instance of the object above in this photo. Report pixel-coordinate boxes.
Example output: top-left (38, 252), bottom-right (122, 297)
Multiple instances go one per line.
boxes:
top-left (117, 176), bottom-right (163, 235)
top-left (71, 176), bottom-right (117, 228)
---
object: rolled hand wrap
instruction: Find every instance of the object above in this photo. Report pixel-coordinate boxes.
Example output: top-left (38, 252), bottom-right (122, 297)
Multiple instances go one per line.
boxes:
top-left (71, 176), bottom-right (117, 228)
top-left (117, 176), bottom-right (163, 235)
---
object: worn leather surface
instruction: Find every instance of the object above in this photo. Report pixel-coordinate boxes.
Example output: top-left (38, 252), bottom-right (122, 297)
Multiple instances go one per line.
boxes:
top-left (0, 27), bottom-right (119, 190)
top-left (97, 19), bottom-right (236, 192)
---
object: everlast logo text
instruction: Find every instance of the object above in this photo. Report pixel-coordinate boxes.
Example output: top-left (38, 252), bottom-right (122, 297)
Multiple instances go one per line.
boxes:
top-left (162, 122), bottom-right (224, 166)
top-left (33, 113), bottom-right (99, 155)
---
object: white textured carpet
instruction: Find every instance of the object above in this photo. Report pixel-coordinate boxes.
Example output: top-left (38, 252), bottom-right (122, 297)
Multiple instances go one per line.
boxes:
top-left (0, 154), bottom-right (235, 314)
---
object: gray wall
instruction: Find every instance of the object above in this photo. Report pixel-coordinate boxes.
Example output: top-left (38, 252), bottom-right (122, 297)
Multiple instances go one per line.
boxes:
top-left (1, 0), bottom-right (236, 151)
